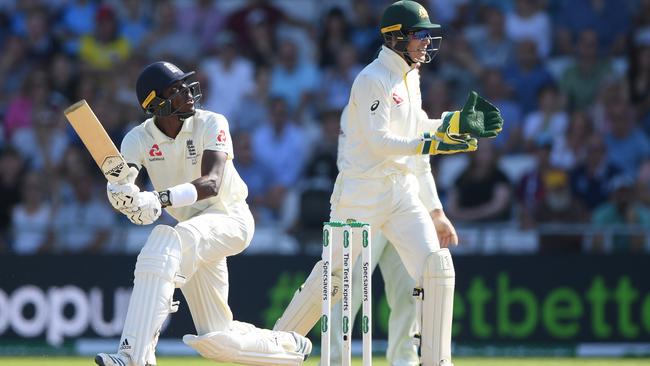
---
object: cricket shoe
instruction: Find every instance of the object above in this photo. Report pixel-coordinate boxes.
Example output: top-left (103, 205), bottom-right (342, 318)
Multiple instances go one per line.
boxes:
top-left (291, 331), bottom-right (312, 361)
top-left (95, 353), bottom-right (137, 366)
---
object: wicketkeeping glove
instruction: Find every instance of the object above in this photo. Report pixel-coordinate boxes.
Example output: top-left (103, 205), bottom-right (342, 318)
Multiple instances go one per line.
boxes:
top-left (446, 91), bottom-right (503, 138)
top-left (418, 112), bottom-right (479, 155)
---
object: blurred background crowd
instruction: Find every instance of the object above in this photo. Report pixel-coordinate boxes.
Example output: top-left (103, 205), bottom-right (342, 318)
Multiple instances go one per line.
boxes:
top-left (1, 0), bottom-right (649, 256)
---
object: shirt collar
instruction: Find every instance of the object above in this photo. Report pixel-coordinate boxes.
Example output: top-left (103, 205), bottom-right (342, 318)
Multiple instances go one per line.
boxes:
top-left (378, 45), bottom-right (413, 76)
top-left (144, 115), bottom-right (195, 143)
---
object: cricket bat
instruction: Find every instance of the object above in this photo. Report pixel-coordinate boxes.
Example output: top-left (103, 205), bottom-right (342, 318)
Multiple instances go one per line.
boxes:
top-left (63, 99), bottom-right (129, 183)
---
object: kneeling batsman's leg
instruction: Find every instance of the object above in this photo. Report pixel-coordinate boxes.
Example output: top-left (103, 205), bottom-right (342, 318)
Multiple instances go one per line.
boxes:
top-left (98, 225), bottom-right (185, 366)
top-left (183, 320), bottom-right (311, 365)
top-left (416, 249), bottom-right (455, 366)
top-left (272, 260), bottom-right (342, 335)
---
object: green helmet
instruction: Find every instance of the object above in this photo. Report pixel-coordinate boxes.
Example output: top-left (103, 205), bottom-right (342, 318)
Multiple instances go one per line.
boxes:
top-left (380, 0), bottom-right (440, 35)
top-left (379, 1), bottom-right (442, 64)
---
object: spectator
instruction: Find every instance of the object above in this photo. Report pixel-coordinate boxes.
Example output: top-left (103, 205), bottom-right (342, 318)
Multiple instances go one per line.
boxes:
top-left (522, 83), bottom-right (568, 151)
top-left (348, 0), bottom-right (382, 64)
top-left (503, 39), bottom-right (553, 114)
top-left (635, 157), bottom-right (650, 206)
top-left (56, 0), bottom-right (97, 53)
top-left (78, 5), bottom-right (130, 71)
top-left (4, 69), bottom-right (54, 140)
top-left (0, 36), bottom-right (32, 110)
top-left (570, 135), bottom-right (622, 210)
top-left (0, 147), bottom-right (26, 253)
top-left (319, 7), bottom-right (351, 67)
top-left (115, 0), bottom-right (153, 50)
top-left (555, 0), bottom-right (630, 56)
top-left (516, 137), bottom-right (555, 228)
top-left (200, 32), bottom-right (255, 121)
top-left (559, 29), bottom-right (614, 111)
top-left (591, 175), bottom-right (650, 253)
top-left (603, 100), bottom-right (650, 178)
top-left (52, 173), bottom-right (115, 254)
top-left (550, 110), bottom-right (593, 170)
top-left (468, 6), bottom-right (514, 69)
top-left (505, 0), bottom-right (551, 58)
top-left (230, 64), bottom-right (272, 132)
top-left (23, 7), bottom-right (60, 62)
top-left (11, 104), bottom-right (70, 173)
top-left (269, 38), bottom-right (320, 115)
top-left (319, 43), bottom-right (363, 110)
top-left (251, 96), bottom-right (308, 187)
top-left (480, 68), bottom-right (524, 153)
top-left (628, 41), bottom-right (650, 134)
top-left (534, 170), bottom-right (588, 254)
top-left (10, 171), bottom-right (54, 255)
top-left (292, 108), bottom-right (341, 235)
top-left (175, 0), bottom-right (225, 52)
top-left (49, 52), bottom-right (78, 103)
top-left (144, 0), bottom-right (199, 64)
top-left (232, 131), bottom-right (275, 225)
top-left (447, 141), bottom-right (513, 222)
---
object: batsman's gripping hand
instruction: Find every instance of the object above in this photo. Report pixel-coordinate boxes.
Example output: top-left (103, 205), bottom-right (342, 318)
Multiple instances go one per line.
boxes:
top-left (446, 91), bottom-right (503, 138)
top-left (124, 191), bottom-right (162, 225)
top-left (418, 123), bottom-right (478, 155)
top-left (107, 167), bottom-right (139, 212)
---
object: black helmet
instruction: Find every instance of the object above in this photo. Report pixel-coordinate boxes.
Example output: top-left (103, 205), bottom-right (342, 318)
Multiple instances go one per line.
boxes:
top-left (136, 61), bottom-right (201, 118)
top-left (379, 0), bottom-right (442, 64)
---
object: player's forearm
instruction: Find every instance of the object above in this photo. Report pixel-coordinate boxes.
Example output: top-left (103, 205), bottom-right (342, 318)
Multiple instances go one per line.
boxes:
top-left (191, 174), bottom-right (224, 200)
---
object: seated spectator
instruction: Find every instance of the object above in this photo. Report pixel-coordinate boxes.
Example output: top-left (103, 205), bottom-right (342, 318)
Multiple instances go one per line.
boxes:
top-left (231, 65), bottom-right (272, 132)
top-left (117, 0), bottom-right (153, 50)
top-left (0, 147), bottom-right (26, 253)
top-left (292, 108), bottom-right (340, 235)
top-left (468, 6), bottom-right (514, 69)
top-left (318, 7), bottom-right (351, 68)
top-left (269, 38), bottom-right (320, 116)
top-left (516, 137), bottom-right (555, 228)
top-left (533, 170), bottom-right (588, 254)
top-left (504, 0), bottom-right (551, 58)
top-left (232, 130), bottom-right (275, 225)
top-left (550, 110), bottom-right (593, 170)
top-left (555, 0), bottom-right (629, 56)
top-left (447, 141), bottom-right (513, 222)
top-left (52, 173), bottom-right (115, 254)
top-left (78, 5), bottom-right (130, 71)
top-left (175, 0), bottom-right (225, 52)
top-left (10, 171), bottom-right (53, 254)
top-left (522, 83), bottom-right (568, 151)
top-left (636, 158), bottom-right (650, 206)
top-left (144, 0), bottom-right (199, 64)
top-left (320, 43), bottom-right (362, 110)
top-left (4, 69), bottom-right (53, 140)
top-left (559, 29), bottom-right (614, 111)
top-left (503, 39), bottom-right (553, 114)
top-left (591, 175), bottom-right (650, 253)
top-left (0, 35), bottom-right (32, 110)
top-left (200, 32), bottom-right (254, 121)
top-left (23, 7), bottom-right (60, 62)
top-left (570, 135), bottom-right (622, 210)
top-left (604, 100), bottom-right (650, 178)
top-left (480, 68), bottom-right (524, 153)
top-left (11, 104), bottom-right (70, 173)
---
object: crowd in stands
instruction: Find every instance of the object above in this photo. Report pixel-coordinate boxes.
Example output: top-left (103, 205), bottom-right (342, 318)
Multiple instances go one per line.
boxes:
top-left (1, 0), bottom-right (649, 255)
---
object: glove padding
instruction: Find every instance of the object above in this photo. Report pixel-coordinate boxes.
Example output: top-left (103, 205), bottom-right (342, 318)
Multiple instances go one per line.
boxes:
top-left (419, 123), bottom-right (478, 155)
top-left (450, 91), bottom-right (503, 138)
top-left (107, 167), bottom-right (139, 212)
top-left (124, 191), bottom-right (162, 225)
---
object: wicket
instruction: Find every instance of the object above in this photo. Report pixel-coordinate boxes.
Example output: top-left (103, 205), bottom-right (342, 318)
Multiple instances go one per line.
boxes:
top-left (321, 221), bottom-right (372, 366)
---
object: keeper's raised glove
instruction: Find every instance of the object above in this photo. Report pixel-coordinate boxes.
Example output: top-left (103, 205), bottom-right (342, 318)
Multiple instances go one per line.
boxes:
top-left (446, 91), bottom-right (504, 138)
top-left (418, 119), bottom-right (478, 155)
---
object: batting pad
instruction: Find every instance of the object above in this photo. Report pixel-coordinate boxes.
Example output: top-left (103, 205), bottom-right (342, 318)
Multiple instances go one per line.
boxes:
top-left (273, 260), bottom-right (342, 335)
top-left (420, 249), bottom-right (455, 366)
top-left (120, 225), bottom-right (183, 366)
top-left (183, 321), bottom-right (307, 365)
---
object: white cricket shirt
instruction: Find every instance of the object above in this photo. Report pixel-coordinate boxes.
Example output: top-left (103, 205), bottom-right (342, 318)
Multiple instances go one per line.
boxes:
top-left (120, 109), bottom-right (248, 222)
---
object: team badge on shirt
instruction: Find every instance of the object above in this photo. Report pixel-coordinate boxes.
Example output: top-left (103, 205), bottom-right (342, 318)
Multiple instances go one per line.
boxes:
top-left (186, 139), bottom-right (198, 165)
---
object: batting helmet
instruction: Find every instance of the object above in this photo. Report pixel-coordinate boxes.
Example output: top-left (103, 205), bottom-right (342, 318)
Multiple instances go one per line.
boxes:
top-left (136, 61), bottom-right (201, 118)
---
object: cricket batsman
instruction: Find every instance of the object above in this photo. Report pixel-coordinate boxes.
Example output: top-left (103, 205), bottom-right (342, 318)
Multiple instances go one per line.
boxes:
top-left (95, 61), bottom-right (312, 366)
top-left (273, 1), bottom-right (503, 365)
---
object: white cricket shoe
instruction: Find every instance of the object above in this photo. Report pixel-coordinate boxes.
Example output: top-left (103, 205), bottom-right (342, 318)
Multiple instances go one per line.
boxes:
top-left (291, 331), bottom-right (313, 360)
top-left (95, 353), bottom-right (135, 366)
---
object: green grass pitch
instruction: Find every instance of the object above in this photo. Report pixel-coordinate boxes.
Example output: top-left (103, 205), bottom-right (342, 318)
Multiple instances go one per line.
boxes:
top-left (2, 357), bottom-right (650, 365)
